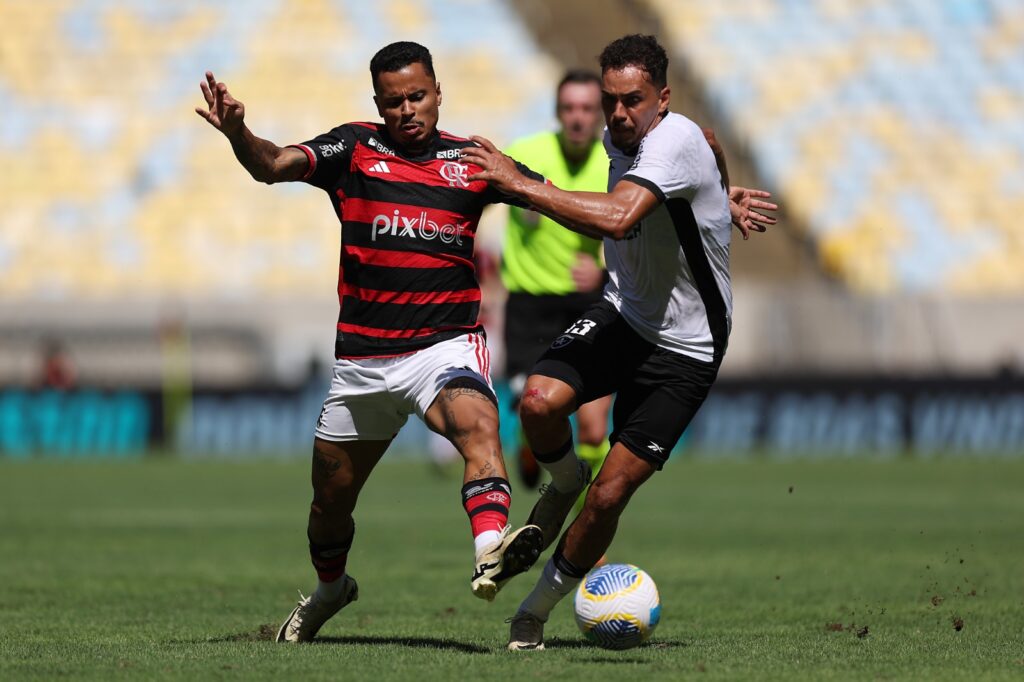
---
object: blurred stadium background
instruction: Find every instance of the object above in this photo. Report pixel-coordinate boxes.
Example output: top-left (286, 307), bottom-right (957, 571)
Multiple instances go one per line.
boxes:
top-left (1, 0), bottom-right (1023, 461)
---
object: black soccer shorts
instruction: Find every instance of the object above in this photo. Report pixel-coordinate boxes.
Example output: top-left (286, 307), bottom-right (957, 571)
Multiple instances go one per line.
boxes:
top-left (504, 290), bottom-right (604, 382)
top-left (531, 300), bottom-right (720, 469)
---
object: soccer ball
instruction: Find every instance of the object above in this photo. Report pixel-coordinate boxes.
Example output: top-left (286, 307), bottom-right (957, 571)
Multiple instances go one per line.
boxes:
top-left (573, 563), bottom-right (661, 650)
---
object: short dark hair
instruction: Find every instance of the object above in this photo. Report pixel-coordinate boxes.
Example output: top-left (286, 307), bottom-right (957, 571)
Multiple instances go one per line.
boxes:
top-left (599, 34), bottom-right (668, 88)
top-left (557, 69), bottom-right (601, 93)
top-left (370, 41), bottom-right (435, 88)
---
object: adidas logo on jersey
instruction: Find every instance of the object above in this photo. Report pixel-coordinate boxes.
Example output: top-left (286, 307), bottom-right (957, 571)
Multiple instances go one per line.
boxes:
top-left (368, 160), bottom-right (392, 174)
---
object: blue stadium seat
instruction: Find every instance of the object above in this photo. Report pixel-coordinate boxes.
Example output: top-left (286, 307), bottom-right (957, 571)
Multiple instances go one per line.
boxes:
top-left (0, 0), bottom-right (558, 300)
top-left (648, 0), bottom-right (1024, 293)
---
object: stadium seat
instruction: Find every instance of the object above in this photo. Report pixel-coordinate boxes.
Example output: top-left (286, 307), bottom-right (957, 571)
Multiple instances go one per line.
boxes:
top-left (0, 0), bottom-right (558, 300)
top-left (648, 0), bottom-right (1024, 294)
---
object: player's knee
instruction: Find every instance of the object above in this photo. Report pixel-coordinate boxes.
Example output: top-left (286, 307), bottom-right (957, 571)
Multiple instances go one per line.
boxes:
top-left (309, 500), bottom-right (328, 519)
top-left (308, 501), bottom-right (354, 538)
top-left (584, 477), bottom-right (631, 517)
top-left (311, 477), bottom-right (357, 516)
top-left (310, 494), bottom-right (355, 521)
top-left (577, 421), bottom-right (606, 447)
top-left (520, 388), bottom-right (560, 427)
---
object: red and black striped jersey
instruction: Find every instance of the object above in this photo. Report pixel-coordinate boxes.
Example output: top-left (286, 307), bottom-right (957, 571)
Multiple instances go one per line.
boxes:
top-left (290, 122), bottom-right (543, 358)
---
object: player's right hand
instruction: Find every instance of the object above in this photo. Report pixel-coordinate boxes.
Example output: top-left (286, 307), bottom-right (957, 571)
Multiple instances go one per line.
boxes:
top-left (462, 136), bottom-right (527, 194)
top-left (195, 71), bottom-right (244, 137)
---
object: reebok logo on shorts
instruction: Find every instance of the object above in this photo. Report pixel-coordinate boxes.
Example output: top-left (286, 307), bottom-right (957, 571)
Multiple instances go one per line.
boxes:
top-left (550, 335), bottom-right (573, 349)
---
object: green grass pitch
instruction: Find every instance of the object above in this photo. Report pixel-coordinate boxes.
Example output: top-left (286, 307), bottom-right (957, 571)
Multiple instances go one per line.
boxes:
top-left (2, 456), bottom-right (1023, 680)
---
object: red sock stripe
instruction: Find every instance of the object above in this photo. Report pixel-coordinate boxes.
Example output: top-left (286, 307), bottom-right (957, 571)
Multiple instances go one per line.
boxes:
top-left (471, 510), bottom-right (508, 536)
top-left (461, 478), bottom-right (511, 538)
top-left (309, 532), bottom-right (354, 583)
top-left (311, 552), bottom-right (348, 583)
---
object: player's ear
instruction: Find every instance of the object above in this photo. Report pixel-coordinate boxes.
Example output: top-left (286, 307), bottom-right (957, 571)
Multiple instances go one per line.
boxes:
top-left (658, 86), bottom-right (671, 116)
top-left (373, 94), bottom-right (384, 117)
top-left (436, 82), bottom-right (442, 107)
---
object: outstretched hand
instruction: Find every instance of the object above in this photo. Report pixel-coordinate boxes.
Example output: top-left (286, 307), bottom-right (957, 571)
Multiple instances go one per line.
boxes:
top-left (195, 71), bottom-right (244, 137)
top-left (461, 136), bottom-right (527, 194)
top-left (729, 186), bottom-right (777, 239)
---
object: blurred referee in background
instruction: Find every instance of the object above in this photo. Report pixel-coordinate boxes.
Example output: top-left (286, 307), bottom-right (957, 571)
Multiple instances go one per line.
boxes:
top-left (501, 70), bottom-right (612, 491)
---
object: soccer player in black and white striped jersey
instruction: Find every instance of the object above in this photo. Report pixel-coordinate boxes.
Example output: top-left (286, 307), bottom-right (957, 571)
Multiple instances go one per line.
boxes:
top-left (462, 34), bottom-right (777, 651)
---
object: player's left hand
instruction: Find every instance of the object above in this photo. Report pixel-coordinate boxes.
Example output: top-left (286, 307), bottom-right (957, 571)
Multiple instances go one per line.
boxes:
top-left (729, 186), bottom-right (777, 240)
top-left (461, 136), bottom-right (525, 193)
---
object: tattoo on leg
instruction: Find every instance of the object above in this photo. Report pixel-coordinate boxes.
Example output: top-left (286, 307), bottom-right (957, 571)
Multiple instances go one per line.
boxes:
top-left (443, 386), bottom-right (494, 403)
top-left (467, 459), bottom-right (496, 481)
top-left (442, 400), bottom-right (471, 450)
top-left (437, 379), bottom-right (502, 474)
top-left (440, 376), bottom-right (498, 407)
top-left (439, 385), bottom-right (496, 451)
top-left (312, 446), bottom-right (342, 484)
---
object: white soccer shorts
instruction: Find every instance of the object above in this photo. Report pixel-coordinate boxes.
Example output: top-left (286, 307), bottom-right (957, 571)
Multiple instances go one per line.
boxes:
top-left (314, 332), bottom-right (493, 442)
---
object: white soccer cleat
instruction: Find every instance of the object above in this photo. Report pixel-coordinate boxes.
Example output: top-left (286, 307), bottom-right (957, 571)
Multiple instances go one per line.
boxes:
top-left (471, 524), bottom-right (544, 601)
top-left (276, 575), bottom-right (358, 643)
top-left (526, 459), bottom-right (592, 551)
top-left (507, 611), bottom-right (545, 651)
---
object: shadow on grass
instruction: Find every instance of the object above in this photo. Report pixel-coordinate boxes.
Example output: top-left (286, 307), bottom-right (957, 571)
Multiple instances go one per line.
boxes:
top-left (190, 627), bottom-right (683, 657)
top-left (544, 637), bottom-right (688, 652)
top-left (192, 625), bottom-right (488, 654)
top-left (314, 635), bottom-right (489, 654)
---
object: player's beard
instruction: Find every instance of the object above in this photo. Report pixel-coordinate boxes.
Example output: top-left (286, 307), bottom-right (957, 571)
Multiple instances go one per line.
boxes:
top-left (609, 126), bottom-right (638, 153)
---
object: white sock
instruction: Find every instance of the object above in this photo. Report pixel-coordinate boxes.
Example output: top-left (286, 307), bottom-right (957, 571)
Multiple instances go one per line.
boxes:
top-left (541, 446), bottom-right (584, 492)
top-left (474, 529), bottom-right (502, 555)
top-left (315, 576), bottom-right (346, 601)
top-left (517, 557), bottom-right (582, 622)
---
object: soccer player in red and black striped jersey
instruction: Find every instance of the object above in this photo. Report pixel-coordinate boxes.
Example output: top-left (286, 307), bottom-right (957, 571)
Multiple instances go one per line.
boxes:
top-left (196, 42), bottom-right (544, 643)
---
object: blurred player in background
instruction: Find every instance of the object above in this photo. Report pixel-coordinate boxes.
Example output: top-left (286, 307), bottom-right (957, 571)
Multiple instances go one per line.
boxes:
top-left (196, 41), bottom-right (545, 643)
top-left (36, 338), bottom-right (77, 391)
top-left (501, 70), bottom-right (612, 492)
top-left (462, 34), bottom-right (777, 650)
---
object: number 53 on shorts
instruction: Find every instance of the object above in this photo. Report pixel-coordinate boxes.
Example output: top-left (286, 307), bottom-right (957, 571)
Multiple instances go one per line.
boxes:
top-left (550, 318), bottom-right (597, 349)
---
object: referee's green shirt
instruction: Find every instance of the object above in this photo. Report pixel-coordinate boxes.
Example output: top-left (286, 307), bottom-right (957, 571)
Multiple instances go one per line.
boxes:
top-left (501, 132), bottom-right (607, 295)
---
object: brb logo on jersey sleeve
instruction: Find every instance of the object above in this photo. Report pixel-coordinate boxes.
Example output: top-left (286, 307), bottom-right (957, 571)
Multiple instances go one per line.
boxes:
top-left (367, 137), bottom-right (396, 156)
top-left (371, 210), bottom-right (466, 245)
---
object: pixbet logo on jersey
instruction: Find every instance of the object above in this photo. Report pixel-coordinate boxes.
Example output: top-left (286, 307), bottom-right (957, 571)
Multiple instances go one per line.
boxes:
top-left (371, 210), bottom-right (466, 245)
